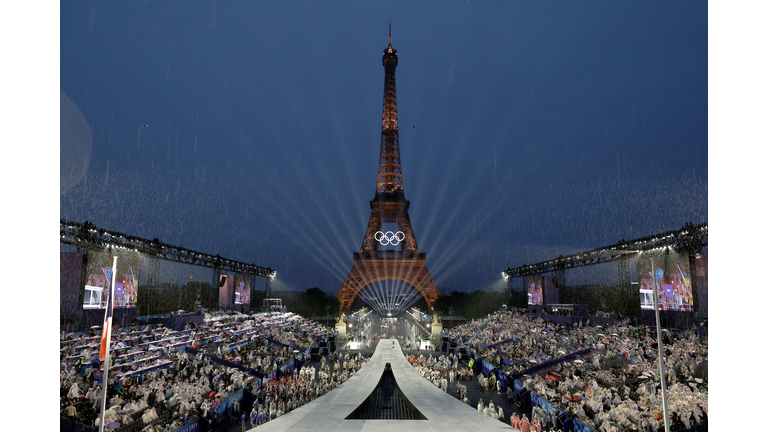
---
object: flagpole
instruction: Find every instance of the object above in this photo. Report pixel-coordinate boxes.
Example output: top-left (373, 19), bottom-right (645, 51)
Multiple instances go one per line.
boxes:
top-left (99, 256), bottom-right (117, 432)
top-left (651, 257), bottom-right (671, 432)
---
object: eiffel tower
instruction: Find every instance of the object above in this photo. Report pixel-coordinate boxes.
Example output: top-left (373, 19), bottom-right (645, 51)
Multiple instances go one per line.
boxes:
top-left (337, 27), bottom-right (441, 314)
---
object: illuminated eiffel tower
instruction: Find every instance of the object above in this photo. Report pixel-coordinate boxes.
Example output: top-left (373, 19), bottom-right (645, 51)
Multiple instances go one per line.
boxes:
top-left (337, 27), bottom-right (441, 315)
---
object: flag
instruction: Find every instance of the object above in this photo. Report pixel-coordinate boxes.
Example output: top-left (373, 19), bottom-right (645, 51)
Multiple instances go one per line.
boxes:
top-left (99, 286), bottom-right (113, 360)
top-left (677, 264), bottom-right (691, 288)
top-left (99, 260), bottom-right (116, 360)
top-left (102, 267), bottom-right (113, 286)
top-left (100, 267), bottom-right (113, 307)
top-left (131, 266), bottom-right (138, 292)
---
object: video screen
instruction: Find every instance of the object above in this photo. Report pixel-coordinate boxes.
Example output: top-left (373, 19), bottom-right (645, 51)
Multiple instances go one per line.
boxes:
top-left (233, 274), bottom-right (251, 304)
top-left (83, 250), bottom-right (141, 309)
top-left (637, 252), bottom-right (693, 312)
top-left (526, 275), bottom-right (544, 305)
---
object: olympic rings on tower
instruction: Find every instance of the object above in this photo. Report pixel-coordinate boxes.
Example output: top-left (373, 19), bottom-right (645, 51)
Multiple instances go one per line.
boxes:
top-left (375, 230), bottom-right (405, 246)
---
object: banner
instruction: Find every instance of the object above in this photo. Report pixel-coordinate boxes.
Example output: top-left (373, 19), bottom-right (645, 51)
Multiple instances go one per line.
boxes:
top-left (211, 389), bottom-right (244, 422)
top-left (497, 372), bottom-right (508, 391)
top-left (174, 417), bottom-right (202, 432)
top-left (514, 380), bottom-right (524, 394)
top-left (563, 418), bottom-right (575, 432)
top-left (481, 359), bottom-right (496, 376)
top-left (529, 391), bottom-right (553, 412)
top-left (60, 416), bottom-right (97, 432)
top-left (572, 419), bottom-right (598, 432)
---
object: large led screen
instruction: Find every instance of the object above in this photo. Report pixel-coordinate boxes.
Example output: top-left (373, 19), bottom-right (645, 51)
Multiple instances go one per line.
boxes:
top-left (526, 275), bottom-right (544, 305)
top-left (233, 274), bottom-right (251, 304)
top-left (83, 250), bottom-right (141, 309)
top-left (637, 252), bottom-right (693, 312)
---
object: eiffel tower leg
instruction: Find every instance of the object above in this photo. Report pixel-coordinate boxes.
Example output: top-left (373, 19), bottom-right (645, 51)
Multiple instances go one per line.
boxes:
top-left (360, 205), bottom-right (382, 253)
top-left (337, 256), bottom-right (441, 314)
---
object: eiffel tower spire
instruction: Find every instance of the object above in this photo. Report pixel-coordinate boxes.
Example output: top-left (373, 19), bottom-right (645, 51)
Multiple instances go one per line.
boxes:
top-left (376, 23), bottom-right (403, 197)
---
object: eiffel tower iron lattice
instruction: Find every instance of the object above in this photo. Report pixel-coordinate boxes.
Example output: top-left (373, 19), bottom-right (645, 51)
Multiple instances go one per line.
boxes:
top-left (337, 28), bottom-right (441, 314)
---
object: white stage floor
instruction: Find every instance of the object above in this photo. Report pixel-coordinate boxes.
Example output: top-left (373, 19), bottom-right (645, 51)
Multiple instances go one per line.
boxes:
top-left (248, 338), bottom-right (519, 431)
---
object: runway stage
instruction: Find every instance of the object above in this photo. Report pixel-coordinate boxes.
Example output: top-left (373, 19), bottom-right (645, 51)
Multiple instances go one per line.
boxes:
top-left (248, 338), bottom-right (519, 432)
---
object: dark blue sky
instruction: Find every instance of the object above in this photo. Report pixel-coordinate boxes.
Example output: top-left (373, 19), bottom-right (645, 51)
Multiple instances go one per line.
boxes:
top-left (59, 2), bottom-right (707, 294)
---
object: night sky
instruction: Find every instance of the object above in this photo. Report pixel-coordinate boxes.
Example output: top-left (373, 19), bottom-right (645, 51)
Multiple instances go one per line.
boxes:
top-left (58, 2), bottom-right (709, 294)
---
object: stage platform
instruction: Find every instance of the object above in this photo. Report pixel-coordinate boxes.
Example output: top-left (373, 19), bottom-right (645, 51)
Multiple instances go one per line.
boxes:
top-left (248, 338), bottom-right (519, 432)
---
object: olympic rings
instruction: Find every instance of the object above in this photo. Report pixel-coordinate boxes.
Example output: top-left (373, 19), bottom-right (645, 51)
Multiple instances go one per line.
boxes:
top-left (374, 230), bottom-right (405, 246)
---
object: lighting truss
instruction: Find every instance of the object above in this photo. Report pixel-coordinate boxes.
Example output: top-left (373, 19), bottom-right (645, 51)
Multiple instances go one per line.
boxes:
top-left (503, 222), bottom-right (707, 279)
top-left (60, 219), bottom-right (276, 278)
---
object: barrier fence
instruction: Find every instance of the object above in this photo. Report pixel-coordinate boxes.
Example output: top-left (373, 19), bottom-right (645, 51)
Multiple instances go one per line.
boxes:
top-left (210, 389), bottom-right (244, 423)
top-left (508, 348), bottom-right (596, 380)
top-left (182, 346), bottom-right (266, 379)
top-left (60, 416), bottom-right (96, 432)
top-left (173, 417), bottom-right (203, 432)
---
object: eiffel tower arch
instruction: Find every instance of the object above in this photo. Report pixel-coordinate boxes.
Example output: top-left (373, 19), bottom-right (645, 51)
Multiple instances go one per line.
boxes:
top-left (337, 27), bottom-right (441, 314)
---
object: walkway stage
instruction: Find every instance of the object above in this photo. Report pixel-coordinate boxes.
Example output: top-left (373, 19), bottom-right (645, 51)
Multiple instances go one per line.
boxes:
top-left (249, 338), bottom-right (518, 431)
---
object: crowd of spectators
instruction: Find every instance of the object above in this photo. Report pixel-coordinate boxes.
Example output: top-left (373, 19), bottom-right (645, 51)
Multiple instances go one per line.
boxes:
top-left (408, 352), bottom-right (509, 418)
top-left (244, 351), bottom-right (367, 428)
top-left (59, 311), bottom-right (365, 431)
top-left (440, 310), bottom-right (708, 432)
top-left (61, 308), bottom-right (709, 432)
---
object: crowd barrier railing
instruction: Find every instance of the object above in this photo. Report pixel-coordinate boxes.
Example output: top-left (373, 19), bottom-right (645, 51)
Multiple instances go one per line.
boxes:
top-left (60, 416), bottom-right (96, 432)
top-left (564, 417), bottom-right (599, 432)
top-left (529, 390), bottom-right (553, 413)
top-left (182, 347), bottom-right (267, 379)
top-left (210, 389), bottom-right (244, 423)
top-left (171, 416), bottom-right (203, 432)
top-left (508, 348), bottom-right (596, 380)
